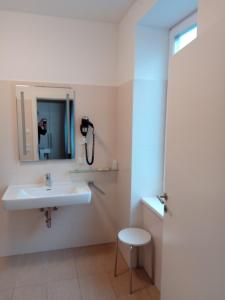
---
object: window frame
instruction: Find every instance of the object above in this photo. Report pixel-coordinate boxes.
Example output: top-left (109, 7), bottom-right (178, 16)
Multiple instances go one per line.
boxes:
top-left (169, 12), bottom-right (198, 56)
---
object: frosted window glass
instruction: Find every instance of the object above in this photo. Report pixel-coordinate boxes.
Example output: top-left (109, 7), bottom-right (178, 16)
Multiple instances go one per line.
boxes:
top-left (174, 25), bottom-right (197, 54)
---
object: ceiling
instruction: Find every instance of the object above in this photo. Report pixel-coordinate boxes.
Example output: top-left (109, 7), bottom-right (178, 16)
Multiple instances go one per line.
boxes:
top-left (140, 0), bottom-right (198, 29)
top-left (0, 0), bottom-right (136, 23)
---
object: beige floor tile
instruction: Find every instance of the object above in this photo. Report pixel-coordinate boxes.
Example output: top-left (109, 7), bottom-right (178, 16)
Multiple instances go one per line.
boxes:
top-left (109, 268), bottom-right (152, 298)
top-left (118, 288), bottom-right (151, 300)
top-left (111, 253), bottom-right (129, 276)
top-left (0, 289), bottom-right (13, 300)
top-left (0, 256), bottom-right (19, 291)
top-left (74, 245), bottom-right (105, 277)
top-left (12, 284), bottom-right (47, 300)
top-left (15, 253), bottom-right (48, 287)
top-left (96, 244), bottom-right (115, 271)
top-left (0, 243), bottom-right (159, 300)
top-left (46, 249), bottom-right (77, 282)
top-left (98, 244), bottom-right (128, 275)
top-left (47, 278), bottom-right (82, 300)
top-left (147, 285), bottom-right (160, 300)
top-left (79, 273), bottom-right (117, 300)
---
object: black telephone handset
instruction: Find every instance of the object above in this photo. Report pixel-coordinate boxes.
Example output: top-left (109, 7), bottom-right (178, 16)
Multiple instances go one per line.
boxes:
top-left (80, 117), bottom-right (95, 165)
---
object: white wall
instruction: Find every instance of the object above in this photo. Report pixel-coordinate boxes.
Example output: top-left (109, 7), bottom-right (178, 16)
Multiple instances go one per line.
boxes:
top-left (115, 0), bottom-right (157, 232)
top-left (115, 0), bottom-right (168, 269)
top-left (0, 10), bottom-right (119, 257)
top-left (114, 0), bottom-right (164, 267)
top-left (115, 82), bottom-right (133, 230)
top-left (134, 25), bottom-right (169, 81)
top-left (198, 0), bottom-right (225, 34)
top-left (117, 0), bottom-right (156, 85)
top-left (141, 203), bottom-right (163, 290)
top-left (116, 1), bottom-right (168, 233)
top-left (0, 81), bottom-right (117, 257)
top-left (0, 11), bottom-right (117, 86)
top-left (131, 26), bottom-right (168, 226)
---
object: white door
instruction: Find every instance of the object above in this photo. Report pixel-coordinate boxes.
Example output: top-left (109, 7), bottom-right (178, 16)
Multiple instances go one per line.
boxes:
top-left (161, 20), bottom-right (225, 300)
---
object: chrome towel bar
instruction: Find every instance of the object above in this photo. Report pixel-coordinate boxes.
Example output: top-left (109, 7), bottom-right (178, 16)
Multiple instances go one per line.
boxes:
top-left (88, 181), bottom-right (106, 195)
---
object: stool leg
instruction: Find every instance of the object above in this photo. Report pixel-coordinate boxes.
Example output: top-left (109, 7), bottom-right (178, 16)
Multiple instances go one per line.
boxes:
top-left (129, 245), bottom-right (133, 294)
top-left (137, 247), bottom-right (140, 268)
top-left (114, 236), bottom-right (119, 277)
top-left (152, 240), bottom-right (155, 284)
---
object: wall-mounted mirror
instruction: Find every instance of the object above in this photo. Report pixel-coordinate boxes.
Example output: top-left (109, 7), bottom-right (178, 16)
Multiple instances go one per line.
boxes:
top-left (16, 85), bottom-right (75, 161)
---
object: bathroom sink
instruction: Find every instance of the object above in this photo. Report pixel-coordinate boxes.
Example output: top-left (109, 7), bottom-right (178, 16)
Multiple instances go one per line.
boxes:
top-left (2, 181), bottom-right (91, 210)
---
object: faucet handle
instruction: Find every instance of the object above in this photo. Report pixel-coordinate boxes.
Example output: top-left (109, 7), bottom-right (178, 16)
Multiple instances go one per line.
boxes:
top-left (46, 172), bottom-right (51, 179)
top-left (45, 172), bottom-right (52, 187)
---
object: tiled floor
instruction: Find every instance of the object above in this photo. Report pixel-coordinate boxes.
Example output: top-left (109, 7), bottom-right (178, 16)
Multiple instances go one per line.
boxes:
top-left (0, 243), bottom-right (160, 300)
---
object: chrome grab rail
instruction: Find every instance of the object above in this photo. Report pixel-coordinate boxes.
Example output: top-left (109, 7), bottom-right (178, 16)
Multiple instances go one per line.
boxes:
top-left (88, 181), bottom-right (106, 195)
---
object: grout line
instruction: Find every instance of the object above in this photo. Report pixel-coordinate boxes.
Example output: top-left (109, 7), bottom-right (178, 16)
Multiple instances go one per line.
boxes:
top-left (11, 288), bottom-right (15, 300)
top-left (73, 251), bottom-right (84, 300)
top-left (0, 244), bottom-right (158, 300)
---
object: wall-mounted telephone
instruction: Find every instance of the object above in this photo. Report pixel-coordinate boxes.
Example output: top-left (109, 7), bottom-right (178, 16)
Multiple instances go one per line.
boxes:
top-left (80, 117), bottom-right (95, 165)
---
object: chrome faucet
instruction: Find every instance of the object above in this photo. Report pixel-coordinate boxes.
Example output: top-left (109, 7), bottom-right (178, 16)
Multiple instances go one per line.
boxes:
top-left (45, 173), bottom-right (52, 188)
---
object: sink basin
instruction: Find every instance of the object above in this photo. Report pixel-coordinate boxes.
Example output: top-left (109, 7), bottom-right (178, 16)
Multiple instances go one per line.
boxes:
top-left (2, 181), bottom-right (91, 210)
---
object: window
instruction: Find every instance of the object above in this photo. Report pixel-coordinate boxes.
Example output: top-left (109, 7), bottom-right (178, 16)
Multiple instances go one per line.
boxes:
top-left (169, 12), bottom-right (198, 55)
top-left (174, 25), bottom-right (197, 54)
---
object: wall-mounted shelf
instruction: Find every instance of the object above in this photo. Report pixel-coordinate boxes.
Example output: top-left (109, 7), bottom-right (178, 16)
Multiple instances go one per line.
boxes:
top-left (70, 167), bottom-right (119, 174)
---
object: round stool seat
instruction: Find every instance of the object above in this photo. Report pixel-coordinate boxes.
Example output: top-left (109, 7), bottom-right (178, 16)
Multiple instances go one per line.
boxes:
top-left (118, 227), bottom-right (151, 246)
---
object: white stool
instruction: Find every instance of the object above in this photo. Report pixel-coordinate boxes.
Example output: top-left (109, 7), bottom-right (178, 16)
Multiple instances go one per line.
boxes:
top-left (114, 227), bottom-right (151, 294)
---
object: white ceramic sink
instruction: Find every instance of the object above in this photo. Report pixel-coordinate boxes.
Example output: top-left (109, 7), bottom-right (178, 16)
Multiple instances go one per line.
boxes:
top-left (2, 181), bottom-right (91, 210)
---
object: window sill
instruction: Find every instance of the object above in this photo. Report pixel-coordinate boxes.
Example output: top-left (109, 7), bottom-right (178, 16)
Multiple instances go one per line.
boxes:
top-left (141, 197), bottom-right (164, 220)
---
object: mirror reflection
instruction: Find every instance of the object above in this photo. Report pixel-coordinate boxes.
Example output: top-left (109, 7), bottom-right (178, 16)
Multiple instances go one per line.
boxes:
top-left (16, 85), bottom-right (75, 161)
